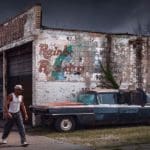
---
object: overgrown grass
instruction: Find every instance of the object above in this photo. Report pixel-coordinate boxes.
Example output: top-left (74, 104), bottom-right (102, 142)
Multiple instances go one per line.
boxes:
top-left (28, 125), bottom-right (150, 149)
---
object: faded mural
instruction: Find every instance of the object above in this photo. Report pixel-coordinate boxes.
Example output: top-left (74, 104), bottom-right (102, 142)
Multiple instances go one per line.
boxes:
top-left (36, 31), bottom-right (106, 82)
top-left (35, 30), bottom-right (150, 97)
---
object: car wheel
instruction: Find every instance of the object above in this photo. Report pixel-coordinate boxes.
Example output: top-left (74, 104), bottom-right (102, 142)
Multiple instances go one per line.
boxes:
top-left (55, 117), bottom-right (76, 132)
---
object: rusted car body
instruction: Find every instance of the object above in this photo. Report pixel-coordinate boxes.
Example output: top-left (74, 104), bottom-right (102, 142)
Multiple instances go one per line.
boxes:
top-left (30, 89), bottom-right (150, 132)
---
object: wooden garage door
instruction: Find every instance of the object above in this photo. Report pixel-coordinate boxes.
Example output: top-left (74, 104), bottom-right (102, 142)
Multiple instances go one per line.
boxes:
top-left (0, 54), bottom-right (2, 111)
top-left (7, 42), bottom-right (32, 123)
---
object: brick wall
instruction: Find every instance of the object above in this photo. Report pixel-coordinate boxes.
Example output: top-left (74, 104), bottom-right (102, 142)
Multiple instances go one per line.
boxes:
top-left (34, 29), bottom-right (150, 104)
top-left (0, 4), bottom-right (42, 48)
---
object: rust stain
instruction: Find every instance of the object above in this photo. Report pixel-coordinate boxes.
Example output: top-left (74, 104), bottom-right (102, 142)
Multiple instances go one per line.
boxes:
top-left (43, 101), bottom-right (83, 107)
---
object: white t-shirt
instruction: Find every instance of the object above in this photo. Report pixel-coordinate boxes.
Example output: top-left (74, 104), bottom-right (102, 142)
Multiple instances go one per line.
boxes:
top-left (8, 93), bottom-right (23, 113)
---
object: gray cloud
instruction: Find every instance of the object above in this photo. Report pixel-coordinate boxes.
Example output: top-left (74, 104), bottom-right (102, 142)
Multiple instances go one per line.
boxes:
top-left (0, 0), bottom-right (150, 34)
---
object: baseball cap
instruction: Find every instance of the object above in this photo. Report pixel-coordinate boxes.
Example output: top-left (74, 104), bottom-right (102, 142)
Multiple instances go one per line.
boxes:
top-left (14, 85), bottom-right (24, 90)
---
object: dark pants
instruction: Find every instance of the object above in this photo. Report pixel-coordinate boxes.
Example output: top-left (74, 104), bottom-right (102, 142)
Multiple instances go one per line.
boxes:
top-left (2, 112), bottom-right (26, 144)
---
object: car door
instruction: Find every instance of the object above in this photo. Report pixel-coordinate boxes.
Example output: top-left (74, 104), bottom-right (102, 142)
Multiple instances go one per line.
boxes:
top-left (140, 94), bottom-right (150, 123)
top-left (118, 104), bottom-right (141, 124)
top-left (140, 105), bottom-right (150, 123)
top-left (94, 93), bottom-right (119, 125)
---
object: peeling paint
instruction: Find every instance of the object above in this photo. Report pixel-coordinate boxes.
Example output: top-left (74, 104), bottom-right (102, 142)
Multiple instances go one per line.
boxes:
top-left (33, 31), bottom-right (150, 103)
top-left (35, 30), bottom-right (104, 83)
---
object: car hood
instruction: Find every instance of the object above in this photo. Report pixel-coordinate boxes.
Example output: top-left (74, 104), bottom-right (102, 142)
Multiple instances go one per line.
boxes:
top-left (45, 101), bottom-right (83, 106)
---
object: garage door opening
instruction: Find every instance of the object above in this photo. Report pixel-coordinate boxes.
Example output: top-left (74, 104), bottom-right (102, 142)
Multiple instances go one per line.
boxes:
top-left (6, 42), bottom-right (32, 124)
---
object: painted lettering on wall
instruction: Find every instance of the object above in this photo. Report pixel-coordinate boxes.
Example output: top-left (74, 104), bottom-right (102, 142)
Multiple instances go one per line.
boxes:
top-left (37, 35), bottom-right (102, 82)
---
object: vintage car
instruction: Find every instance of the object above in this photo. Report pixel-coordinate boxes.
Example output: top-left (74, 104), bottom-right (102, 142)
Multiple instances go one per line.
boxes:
top-left (30, 88), bottom-right (150, 132)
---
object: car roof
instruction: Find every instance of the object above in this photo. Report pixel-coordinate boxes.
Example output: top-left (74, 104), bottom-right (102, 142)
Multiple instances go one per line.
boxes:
top-left (86, 88), bottom-right (119, 93)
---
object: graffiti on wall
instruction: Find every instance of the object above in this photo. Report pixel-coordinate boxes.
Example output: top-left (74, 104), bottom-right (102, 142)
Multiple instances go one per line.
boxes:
top-left (37, 35), bottom-right (103, 82)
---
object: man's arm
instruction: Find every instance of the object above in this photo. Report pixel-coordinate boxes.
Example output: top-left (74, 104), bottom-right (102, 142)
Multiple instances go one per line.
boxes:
top-left (20, 98), bottom-right (28, 121)
top-left (3, 95), bottom-right (12, 119)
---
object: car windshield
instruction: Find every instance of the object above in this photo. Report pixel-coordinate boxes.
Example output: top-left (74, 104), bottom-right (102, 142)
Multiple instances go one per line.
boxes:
top-left (97, 93), bottom-right (118, 104)
top-left (77, 93), bottom-right (96, 105)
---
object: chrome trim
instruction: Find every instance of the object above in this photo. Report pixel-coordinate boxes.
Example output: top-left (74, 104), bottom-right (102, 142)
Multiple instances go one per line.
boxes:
top-left (51, 113), bottom-right (94, 116)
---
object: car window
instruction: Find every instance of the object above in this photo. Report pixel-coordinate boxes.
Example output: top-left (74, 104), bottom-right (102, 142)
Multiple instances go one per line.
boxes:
top-left (146, 93), bottom-right (150, 104)
top-left (78, 93), bottom-right (96, 105)
top-left (98, 93), bottom-right (118, 104)
top-left (117, 92), bottom-right (129, 104)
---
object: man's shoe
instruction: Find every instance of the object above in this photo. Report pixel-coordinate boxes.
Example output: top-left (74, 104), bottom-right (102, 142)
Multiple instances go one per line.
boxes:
top-left (21, 141), bottom-right (29, 147)
top-left (1, 139), bottom-right (7, 144)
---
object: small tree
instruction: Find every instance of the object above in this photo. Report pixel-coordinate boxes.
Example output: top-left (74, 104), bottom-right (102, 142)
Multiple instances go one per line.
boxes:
top-left (100, 61), bottom-right (119, 89)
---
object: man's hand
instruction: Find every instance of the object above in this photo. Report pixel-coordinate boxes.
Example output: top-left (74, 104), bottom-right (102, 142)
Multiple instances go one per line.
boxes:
top-left (25, 114), bottom-right (28, 121)
top-left (4, 112), bottom-right (12, 119)
top-left (20, 99), bottom-right (28, 121)
top-left (3, 94), bottom-right (13, 119)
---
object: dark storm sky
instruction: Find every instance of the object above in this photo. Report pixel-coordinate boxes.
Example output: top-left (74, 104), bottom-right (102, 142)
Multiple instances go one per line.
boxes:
top-left (0, 0), bottom-right (150, 34)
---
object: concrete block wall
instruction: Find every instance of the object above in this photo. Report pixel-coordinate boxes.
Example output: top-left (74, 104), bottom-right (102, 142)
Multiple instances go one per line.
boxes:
top-left (34, 29), bottom-right (150, 104)
top-left (34, 29), bottom-right (106, 103)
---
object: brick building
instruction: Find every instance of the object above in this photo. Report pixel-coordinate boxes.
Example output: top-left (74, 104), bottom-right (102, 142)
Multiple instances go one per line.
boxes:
top-left (0, 4), bottom-right (150, 124)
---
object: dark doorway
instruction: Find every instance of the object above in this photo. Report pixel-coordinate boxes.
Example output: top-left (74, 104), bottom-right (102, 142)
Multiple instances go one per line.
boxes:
top-left (6, 42), bottom-right (32, 124)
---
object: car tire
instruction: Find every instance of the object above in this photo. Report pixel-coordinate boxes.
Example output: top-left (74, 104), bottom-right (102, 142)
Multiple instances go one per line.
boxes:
top-left (54, 116), bottom-right (76, 132)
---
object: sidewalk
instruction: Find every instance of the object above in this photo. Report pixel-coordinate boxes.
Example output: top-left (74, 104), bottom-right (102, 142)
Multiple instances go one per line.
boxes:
top-left (0, 132), bottom-right (93, 150)
top-left (0, 125), bottom-right (93, 150)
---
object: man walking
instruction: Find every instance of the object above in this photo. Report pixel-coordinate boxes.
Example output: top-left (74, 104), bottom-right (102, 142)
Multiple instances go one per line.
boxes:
top-left (1, 85), bottom-right (28, 146)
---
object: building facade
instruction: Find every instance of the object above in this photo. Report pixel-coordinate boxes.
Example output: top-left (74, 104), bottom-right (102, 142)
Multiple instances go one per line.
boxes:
top-left (0, 5), bottom-right (150, 123)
